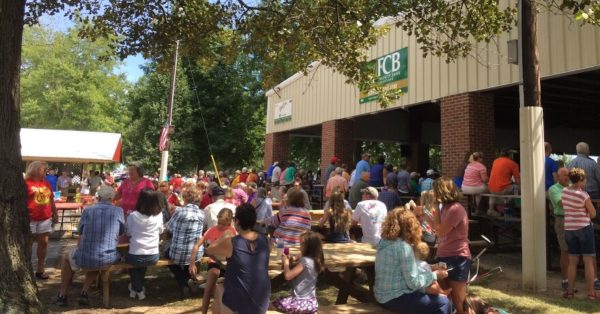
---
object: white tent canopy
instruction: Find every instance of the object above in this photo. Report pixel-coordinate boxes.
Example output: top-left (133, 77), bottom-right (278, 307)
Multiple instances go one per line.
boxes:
top-left (20, 128), bottom-right (122, 163)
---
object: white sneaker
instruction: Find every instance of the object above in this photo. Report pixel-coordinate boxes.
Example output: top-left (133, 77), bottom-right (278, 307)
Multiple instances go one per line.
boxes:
top-left (128, 284), bottom-right (136, 299)
top-left (487, 209), bottom-right (501, 217)
top-left (137, 287), bottom-right (146, 300)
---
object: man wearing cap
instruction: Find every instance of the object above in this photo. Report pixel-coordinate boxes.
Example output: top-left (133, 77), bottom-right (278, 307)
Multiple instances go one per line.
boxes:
top-left (204, 186), bottom-right (237, 230)
top-left (420, 169), bottom-right (436, 192)
top-left (324, 157), bottom-right (340, 183)
top-left (353, 153), bottom-right (371, 183)
top-left (53, 186), bottom-right (125, 306)
top-left (352, 187), bottom-right (388, 245)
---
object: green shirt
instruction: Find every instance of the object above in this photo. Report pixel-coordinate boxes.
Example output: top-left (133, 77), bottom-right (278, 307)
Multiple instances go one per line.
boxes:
top-left (548, 182), bottom-right (566, 216)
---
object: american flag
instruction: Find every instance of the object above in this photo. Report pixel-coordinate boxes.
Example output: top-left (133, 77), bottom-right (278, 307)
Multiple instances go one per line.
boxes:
top-left (159, 121), bottom-right (169, 151)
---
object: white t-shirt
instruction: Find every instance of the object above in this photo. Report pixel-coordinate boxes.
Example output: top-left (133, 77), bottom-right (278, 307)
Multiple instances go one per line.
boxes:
top-left (127, 211), bottom-right (164, 255)
top-left (352, 199), bottom-right (387, 245)
top-left (271, 166), bottom-right (282, 183)
top-left (204, 199), bottom-right (237, 230)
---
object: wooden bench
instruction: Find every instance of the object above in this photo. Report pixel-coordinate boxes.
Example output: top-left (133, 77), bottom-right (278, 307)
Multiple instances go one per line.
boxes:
top-left (267, 303), bottom-right (395, 313)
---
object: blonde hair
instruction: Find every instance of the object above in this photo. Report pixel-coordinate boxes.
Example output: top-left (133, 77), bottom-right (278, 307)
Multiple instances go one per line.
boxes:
top-left (26, 161), bottom-right (48, 179)
top-left (329, 191), bottom-right (351, 234)
top-left (419, 190), bottom-right (435, 210)
top-left (469, 152), bottom-right (483, 162)
top-left (415, 242), bottom-right (430, 261)
top-left (181, 185), bottom-right (200, 204)
top-left (432, 177), bottom-right (461, 204)
top-left (380, 207), bottom-right (422, 247)
top-left (569, 167), bottom-right (586, 184)
top-left (217, 207), bottom-right (234, 224)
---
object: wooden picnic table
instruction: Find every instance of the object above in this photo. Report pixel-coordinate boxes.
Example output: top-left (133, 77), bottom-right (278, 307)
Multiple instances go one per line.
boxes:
top-left (269, 242), bottom-right (377, 304)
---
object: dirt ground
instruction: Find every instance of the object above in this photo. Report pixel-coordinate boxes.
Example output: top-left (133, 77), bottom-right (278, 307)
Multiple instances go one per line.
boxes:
top-left (35, 237), bottom-right (569, 313)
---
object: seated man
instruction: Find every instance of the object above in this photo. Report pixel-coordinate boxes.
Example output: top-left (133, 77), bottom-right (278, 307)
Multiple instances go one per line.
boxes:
top-left (487, 148), bottom-right (520, 217)
top-left (352, 187), bottom-right (388, 245)
top-left (54, 186), bottom-right (125, 306)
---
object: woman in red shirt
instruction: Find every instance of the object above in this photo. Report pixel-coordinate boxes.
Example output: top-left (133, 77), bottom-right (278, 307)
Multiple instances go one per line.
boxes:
top-left (25, 161), bottom-right (58, 280)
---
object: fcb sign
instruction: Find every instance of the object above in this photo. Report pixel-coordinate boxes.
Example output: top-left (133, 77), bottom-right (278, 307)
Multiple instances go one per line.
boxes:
top-left (359, 47), bottom-right (408, 104)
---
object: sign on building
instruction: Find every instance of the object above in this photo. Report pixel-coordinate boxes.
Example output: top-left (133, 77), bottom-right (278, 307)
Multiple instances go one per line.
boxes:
top-left (359, 47), bottom-right (408, 104)
top-left (274, 99), bottom-right (292, 124)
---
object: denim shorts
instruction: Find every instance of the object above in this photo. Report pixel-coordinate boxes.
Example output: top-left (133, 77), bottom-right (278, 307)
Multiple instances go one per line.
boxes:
top-left (435, 256), bottom-right (472, 283)
top-left (565, 224), bottom-right (596, 256)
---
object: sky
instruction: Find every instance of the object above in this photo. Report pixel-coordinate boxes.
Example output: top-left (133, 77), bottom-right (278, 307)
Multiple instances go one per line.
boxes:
top-left (39, 14), bottom-right (146, 83)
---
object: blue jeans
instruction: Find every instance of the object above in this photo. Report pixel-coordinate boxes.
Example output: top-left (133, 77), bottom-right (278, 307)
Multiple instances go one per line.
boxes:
top-left (126, 253), bottom-right (159, 292)
top-left (381, 291), bottom-right (450, 314)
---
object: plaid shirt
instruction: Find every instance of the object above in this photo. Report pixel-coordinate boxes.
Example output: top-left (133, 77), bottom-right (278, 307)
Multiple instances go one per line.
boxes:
top-left (374, 238), bottom-right (436, 304)
top-left (168, 203), bottom-right (204, 265)
top-left (73, 201), bottom-right (125, 269)
top-left (377, 190), bottom-right (403, 211)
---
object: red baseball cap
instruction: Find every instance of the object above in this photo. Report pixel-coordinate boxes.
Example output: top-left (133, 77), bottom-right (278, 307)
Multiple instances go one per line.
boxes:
top-left (330, 157), bottom-right (340, 164)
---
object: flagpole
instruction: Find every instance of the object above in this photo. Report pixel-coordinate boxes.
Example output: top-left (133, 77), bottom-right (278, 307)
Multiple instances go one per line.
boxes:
top-left (159, 40), bottom-right (179, 182)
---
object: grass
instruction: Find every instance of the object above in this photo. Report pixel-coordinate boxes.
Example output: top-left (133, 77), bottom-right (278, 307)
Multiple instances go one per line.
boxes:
top-left (469, 285), bottom-right (600, 314)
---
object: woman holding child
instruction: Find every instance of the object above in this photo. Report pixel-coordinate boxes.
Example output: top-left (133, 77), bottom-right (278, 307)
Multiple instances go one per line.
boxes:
top-left (374, 207), bottom-right (450, 313)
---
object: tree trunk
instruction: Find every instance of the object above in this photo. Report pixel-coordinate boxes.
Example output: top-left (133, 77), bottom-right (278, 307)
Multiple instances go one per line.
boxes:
top-left (522, 0), bottom-right (541, 107)
top-left (0, 0), bottom-right (44, 313)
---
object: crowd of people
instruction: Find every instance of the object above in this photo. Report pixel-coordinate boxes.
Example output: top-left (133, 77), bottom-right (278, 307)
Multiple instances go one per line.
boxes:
top-left (26, 140), bottom-right (600, 313)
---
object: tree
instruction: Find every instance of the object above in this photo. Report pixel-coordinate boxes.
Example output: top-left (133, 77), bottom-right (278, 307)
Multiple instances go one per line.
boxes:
top-left (124, 56), bottom-right (265, 174)
top-left (20, 25), bottom-right (130, 132)
top-left (0, 1), bottom-right (43, 313)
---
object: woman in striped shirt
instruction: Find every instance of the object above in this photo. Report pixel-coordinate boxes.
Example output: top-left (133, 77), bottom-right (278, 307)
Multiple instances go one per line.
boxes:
top-left (561, 167), bottom-right (598, 300)
top-left (270, 188), bottom-right (311, 245)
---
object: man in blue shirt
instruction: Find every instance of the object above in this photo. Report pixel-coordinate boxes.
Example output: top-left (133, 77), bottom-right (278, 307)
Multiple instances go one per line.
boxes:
top-left (544, 142), bottom-right (558, 191)
top-left (353, 152), bottom-right (371, 182)
top-left (54, 186), bottom-right (125, 306)
top-left (567, 142), bottom-right (600, 199)
top-left (45, 168), bottom-right (58, 192)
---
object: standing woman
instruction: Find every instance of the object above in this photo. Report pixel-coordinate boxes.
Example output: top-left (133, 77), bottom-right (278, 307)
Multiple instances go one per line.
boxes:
top-left (208, 203), bottom-right (271, 314)
top-left (25, 161), bottom-right (58, 280)
top-left (562, 168), bottom-right (598, 300)
top-left (126, 189), bottom-right (164, 300)
top-left (114, 163), bottom-right (155, 218)
top-left (428, 177), bottom-right (471, 314)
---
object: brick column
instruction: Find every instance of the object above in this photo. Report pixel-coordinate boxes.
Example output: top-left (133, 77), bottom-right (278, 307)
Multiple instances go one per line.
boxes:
top-left (264, 132), bottom-right (289, 170)
top-left (320, 119), bottom-right (354, 181)
top-left (440, 93), bottom-right (495, 177)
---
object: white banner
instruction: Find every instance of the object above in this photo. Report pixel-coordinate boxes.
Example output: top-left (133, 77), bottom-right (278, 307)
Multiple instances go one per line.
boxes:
top-left (274, 99), bottom-right (292, 124)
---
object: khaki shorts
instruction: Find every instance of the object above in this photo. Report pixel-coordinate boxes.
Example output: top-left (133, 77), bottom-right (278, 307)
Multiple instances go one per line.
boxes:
top-left (554, 216), bottom-right (568, 251)
top-left (68, 247), bottom-right (82, 272)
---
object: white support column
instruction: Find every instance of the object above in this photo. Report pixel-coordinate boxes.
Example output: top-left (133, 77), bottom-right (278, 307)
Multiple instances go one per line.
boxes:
top-left (519, 106), bottom-right (547, 292)
top-left (159, 150), bottom-right (169, 182)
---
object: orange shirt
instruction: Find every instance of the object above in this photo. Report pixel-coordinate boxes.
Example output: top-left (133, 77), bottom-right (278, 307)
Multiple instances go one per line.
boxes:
top-left (488, 157), bottom-right (520, 192)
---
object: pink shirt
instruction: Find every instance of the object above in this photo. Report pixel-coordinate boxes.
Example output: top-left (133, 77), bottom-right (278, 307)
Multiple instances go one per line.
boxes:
top-left (462, 161), bottom-right (488, 187)
top-left (562, 188), bottom-right (591, 230)
top-left (233, 188), bottom-right (248, 204)
top-left (436, 202), bottom-right (471, 258)
top-left (325, 174), bottom-right (348, 198)
top-left (117, 178), bottom-right (155, 216)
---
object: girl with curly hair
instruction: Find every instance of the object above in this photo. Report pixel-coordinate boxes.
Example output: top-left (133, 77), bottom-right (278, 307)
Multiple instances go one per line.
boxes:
top-left (374, 207), bottom-right (450, 313)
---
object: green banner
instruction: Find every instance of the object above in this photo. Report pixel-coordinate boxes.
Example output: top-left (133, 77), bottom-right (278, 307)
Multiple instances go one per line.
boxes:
top-left (360, 47), bottom-right (408, 104)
